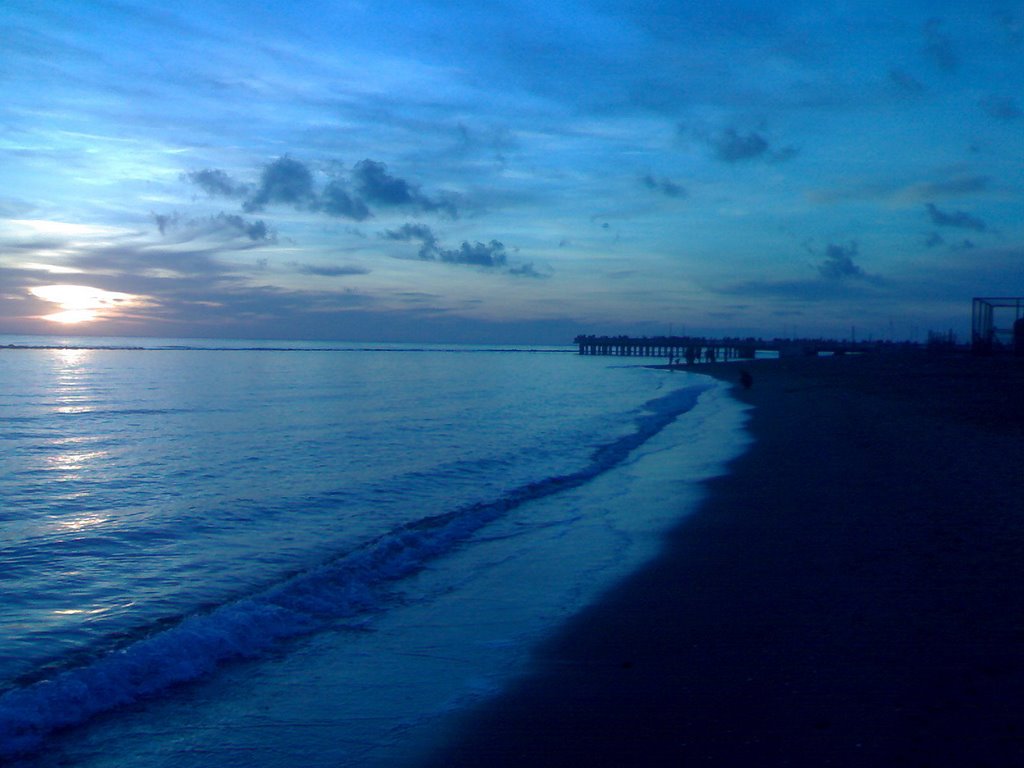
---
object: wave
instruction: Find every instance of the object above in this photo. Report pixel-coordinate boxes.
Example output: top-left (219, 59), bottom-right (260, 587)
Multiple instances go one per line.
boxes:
top-left (0, 381), bottom-right (712, 758)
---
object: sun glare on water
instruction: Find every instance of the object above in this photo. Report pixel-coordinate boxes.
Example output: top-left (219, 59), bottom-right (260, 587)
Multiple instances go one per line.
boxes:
top-left (29, 284), bottom-right (145, 324)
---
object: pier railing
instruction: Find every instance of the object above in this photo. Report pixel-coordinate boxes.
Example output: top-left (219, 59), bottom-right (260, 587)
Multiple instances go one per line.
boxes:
top-left (573, 335), bottom-right (903, 360)
top-left (574, 335), bottom-right (755, 362)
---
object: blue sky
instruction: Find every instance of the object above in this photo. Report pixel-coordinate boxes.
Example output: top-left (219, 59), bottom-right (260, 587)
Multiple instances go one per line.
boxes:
top-left (2, 0), bottom-right (1022, 343)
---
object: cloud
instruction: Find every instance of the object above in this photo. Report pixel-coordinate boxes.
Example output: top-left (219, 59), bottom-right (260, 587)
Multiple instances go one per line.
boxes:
top-left (219, 214), bottom-right (271, 241)
top-left (889, 69), bottom-right (926, 95)
top-left (382, 223), bottom-right (505, 266)
top-left (817, 242), bottom-right (880, 283)
top-left (185, 169), bottom-right (250, 198)
top-left (712, 128), bottom-right (769, 161)
top-left (152, 212), bottom-right (273, 242)
top-left (924, 18), bottom-right (957, 72)
top-left (685, 125), bottom-right (797, 163)
top-left (925, 203), bottom-right (986, 231)
top-left (291, 263), bottom-right (370, 277)
top-left (243, 157), bottom-right (316, 213)
top-left (980, 95), bottom-right (1022, 120)
top-left (353, 160), bottom-right (458, 218)
top-left (184, 157), bottom-right (454, 223)
top-left (317, 180), bottom-right (372, 221)
top-left (354, 160), bottom-right (415, 206)
top-left (916, 176), bottom-right (990, 197)
top-left (439, 240), bottom-right (508, 267)
top-left (381, 222), bottom-right (439, 261)
top-left (716, 241), bottom-right (883, 300)
top-left (507, 262), bottom-right (549, 278)
top-left (640, 174), bottom-right (687, 198)
top-left (381, 223), bottom-right (543, 275)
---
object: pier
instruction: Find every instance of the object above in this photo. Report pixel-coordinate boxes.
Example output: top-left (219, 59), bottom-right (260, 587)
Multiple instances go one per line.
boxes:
top-left (573, 335), bottom-right (897, 360)
top-left (574, 335), bottom-right (756, 362)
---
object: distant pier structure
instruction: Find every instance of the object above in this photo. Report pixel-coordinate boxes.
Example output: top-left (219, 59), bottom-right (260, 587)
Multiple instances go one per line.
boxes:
top-left (573, 334), bottom-right (888, 360)
top-left (574, 335), bottom-right (759, 362)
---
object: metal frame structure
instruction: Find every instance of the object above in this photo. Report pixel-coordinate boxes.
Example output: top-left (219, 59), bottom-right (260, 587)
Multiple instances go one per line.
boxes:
top-left (972, 297), bottom-right (1024, 354)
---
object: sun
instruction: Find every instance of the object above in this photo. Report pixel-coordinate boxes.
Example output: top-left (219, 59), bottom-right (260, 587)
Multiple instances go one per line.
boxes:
top-left (29, 284), bottom-right (145, 325)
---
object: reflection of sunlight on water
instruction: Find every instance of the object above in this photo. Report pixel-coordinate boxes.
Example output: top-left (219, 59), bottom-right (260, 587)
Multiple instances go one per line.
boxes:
top-left (50, 348), bottom-right (96, 412)
top-left (45, 450), bottom-right (109, 475)
top-left (54, 513), bottom-right (110, 532)
top-left (51, 347), bottom-right (90, 368)
top-left (50, 602), bottom-right (135, 619)
top-left (52, 435), bottom-right (99, 446)
top-left (55, 403), bottom-right (94, 414)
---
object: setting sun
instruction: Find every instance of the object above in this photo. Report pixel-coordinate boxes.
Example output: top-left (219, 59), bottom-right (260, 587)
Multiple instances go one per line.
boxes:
top-left (29, 284), bottom-right (145, 324)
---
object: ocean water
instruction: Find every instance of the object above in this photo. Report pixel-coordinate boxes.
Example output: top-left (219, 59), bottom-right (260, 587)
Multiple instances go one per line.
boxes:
top-left (0, 337), bottom-right (750, 766)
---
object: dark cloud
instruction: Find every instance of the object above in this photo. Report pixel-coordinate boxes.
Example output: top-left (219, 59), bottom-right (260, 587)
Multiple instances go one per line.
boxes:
top-left (291, 263), bottom-right (370, 277)
top-left (685, 125), bottom-right (796, 163)
top-left (153, 212), bottom-right (178, 235)
top-left (381, 223), bottom-right (439, 261)
top-left (925, 232), bottom-right (945, 248)
top-left (919, 176), bottom-right (989, 197)
top-left (439, 240), bottom-right (508, 267)
top-left (889, 69), bottom-right (925, 94)
top-left (185, 169), bottom-right (250, 198)
top-left (507, 262), bottom-right (548, 278)
top-left (184, 156), bottom-right (454, 223)
top-left (924, 18), bottom-right (957, 71)
top-left (980, 95), bottom-right (1022, 120)
top-left (243, 157), bottom-right (316, 213)
top-left (925, 203), bottom-right (986, 231)
top-left (712, 128), bottom-right (769, 161)
top-left (152, 212), bottom-right (273, 242)
top-left (219, 214), bottom-right (271, 241)
top-left (382, 223), bottom-right (503, 266)
top-left (353, 159), bottom-right (458, 218)
top-left (318, 180), bottom-right (372, 221)
top-left (640, 174), bottom-right (687, 198)
top-left (354, 159), bottom-right (415, 205)
top-left (817, 242), bottom-right (880, 282)
top-left (381, 223), bottom-right (543, 275)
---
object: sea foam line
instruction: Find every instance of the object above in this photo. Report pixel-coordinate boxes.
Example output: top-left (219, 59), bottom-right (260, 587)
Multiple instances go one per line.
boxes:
top-left (0, 380), bottom-right (712, 758)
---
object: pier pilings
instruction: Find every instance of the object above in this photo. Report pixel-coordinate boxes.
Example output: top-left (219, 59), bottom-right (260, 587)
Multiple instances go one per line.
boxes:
top-left (573, 335), bottom-right (756, 361)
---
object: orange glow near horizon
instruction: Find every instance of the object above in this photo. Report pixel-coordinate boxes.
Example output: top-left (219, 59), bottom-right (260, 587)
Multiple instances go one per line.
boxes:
top-left (29, 284), bottom-right (146, 324)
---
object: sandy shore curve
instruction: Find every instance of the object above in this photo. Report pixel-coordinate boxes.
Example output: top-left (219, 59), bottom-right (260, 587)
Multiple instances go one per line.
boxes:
top-left (422, 351), bottom-right (1024, 766)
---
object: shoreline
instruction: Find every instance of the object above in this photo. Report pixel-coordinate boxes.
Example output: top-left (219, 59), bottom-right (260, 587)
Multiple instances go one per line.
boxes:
top-left (421, 351), bottom-right (1024, 765)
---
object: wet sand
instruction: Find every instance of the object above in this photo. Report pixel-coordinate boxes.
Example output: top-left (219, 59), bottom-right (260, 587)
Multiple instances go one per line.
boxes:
top-left (423, 350), bottom-right (1024, 766)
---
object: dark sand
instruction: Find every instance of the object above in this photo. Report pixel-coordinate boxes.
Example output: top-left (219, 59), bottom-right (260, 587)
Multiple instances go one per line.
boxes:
top-left (424, 351), bottom-right (1024, 767)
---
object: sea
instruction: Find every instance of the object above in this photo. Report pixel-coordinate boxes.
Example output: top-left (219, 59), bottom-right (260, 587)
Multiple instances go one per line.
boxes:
top-left (0, 336), bottom-right (751, 767)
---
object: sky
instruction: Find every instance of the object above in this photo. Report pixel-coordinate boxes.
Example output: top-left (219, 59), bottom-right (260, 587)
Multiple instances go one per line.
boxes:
top-left (2, 0), bottom-right (1022, 344)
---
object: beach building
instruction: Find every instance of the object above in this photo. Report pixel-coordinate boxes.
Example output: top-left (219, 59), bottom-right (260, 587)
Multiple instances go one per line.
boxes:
top-left (971, 297), bottom-right (1024, 354)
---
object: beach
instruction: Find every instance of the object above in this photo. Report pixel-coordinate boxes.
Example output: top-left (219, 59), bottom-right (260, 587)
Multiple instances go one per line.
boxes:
top-left (423, 350), bottom-right (1024, 766)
